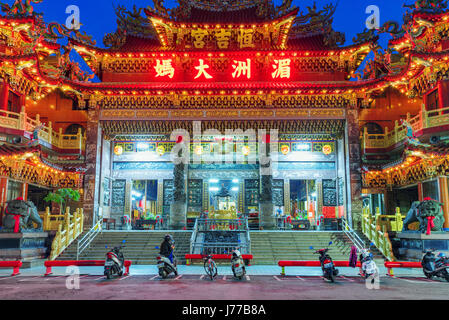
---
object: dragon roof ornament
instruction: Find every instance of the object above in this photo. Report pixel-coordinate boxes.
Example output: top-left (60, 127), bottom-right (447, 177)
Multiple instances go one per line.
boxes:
top-left (0, 0), bottom-right (42, 18)
top-left (0, 0), bottom-right (96, 47)
top-left (403, 0), bottom-right (448, 13)
top-left (103, 4), bottom-right (157, 49)
top-left (147, 0), bottom-right (296, 21)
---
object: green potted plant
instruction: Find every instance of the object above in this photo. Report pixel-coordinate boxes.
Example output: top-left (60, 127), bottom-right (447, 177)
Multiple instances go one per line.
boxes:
top-left (44, 188), bottom-right (81, 215)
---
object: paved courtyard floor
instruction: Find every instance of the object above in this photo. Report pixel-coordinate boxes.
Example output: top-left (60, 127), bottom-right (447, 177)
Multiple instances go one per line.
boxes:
top-left (0, 264), bottom-right (447, 300)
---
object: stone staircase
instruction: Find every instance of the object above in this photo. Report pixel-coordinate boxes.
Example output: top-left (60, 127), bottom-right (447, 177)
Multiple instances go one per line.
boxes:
top-left (57, 231), bottom-right (192, 265)
top-left (250, 231), bottom-right (358, 265)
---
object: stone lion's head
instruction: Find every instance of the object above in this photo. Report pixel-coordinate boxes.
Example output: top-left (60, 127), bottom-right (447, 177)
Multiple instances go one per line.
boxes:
top-left (418, 199), bottom-right (443, 218)
top-left (6, 200), bottom-right (32, 216)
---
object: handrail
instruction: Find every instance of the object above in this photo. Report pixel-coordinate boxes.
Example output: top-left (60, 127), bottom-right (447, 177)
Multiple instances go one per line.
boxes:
top-left (341, 218), bottom-right (365, 251)
top-left (363, 105), bottom-right (449, 150)
top-left (190, 218), bottom-right (199, 254)
top-left (196, 218), bottom-right (248, 232)
top-left (191, 217), bottom-right (250, 255)
top-left (361, 208), bottom-right (395, 261)
top-left (0, 107), bottom-right (85, 152)
top-left (76, 218), bottom-right (103, 260)
top-left (49, 207), bottom-right (84, 261)
top-left (246, 218), bottom-right (251, 255)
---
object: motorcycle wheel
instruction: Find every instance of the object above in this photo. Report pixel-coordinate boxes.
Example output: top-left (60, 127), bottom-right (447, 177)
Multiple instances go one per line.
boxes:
top-left (159, 269), bottom-right (168, 279)
top-left (424, 271), bottom-right (433, 279)
top-left (328, 273), bottom-right (335, 283)
top-left (118, 270), bottom-right (123, 277)
top-left (106, 269), bottom-right (112, 280)
top-left (442, 270), bottom-right (449, 282)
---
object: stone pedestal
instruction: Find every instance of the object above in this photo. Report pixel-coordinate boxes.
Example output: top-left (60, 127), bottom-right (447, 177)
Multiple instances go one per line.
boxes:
top-left (396, 232), bottom-right (449, 260)
top-left (169, 201), bottom-right (187, 230)
top-left (259, 202), bottom-right (276, 230)
top-left (0, 232), bottom-right (49, 261)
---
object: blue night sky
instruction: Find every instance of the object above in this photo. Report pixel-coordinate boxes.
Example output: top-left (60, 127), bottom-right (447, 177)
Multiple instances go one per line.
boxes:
top-left (29, 0), bottom-right (409, 48)
top-left (23, 0), bottom-right (413, 78)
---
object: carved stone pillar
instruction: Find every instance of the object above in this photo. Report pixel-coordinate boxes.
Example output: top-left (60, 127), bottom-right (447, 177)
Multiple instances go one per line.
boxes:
top-left (169, 149), bottom-right (187, 230)
top-left (82, 101), bottom-right (102, 228)
top-left (346, 108), bottom-right (363, 230)
top-left (259, 139), bottom-right (276, 230)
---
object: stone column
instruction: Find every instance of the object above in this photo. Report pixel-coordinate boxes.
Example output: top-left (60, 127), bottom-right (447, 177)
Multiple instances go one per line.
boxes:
top-left (317, 179), bottom-right (323, 218)
top-left (82, 100), bottom-right (102, 228)
top-left (346, 108), bottom-right (363, 230)
top-left (284, 179), bottom-right (290, 215)
top-left (169, 147), bottom-right (187, 230)
top-left (259, 139), bottom-right (276, 230)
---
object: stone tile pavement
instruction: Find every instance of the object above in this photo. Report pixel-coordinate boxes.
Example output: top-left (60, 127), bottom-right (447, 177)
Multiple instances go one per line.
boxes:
top-left (0, 264), bottom-right (426, 277)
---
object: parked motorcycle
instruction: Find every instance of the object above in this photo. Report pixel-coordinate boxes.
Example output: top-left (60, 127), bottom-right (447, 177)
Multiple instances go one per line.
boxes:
top-left (104, 240), bottom-right (126, 279)
top-left (231, 249), bottom-right (246, 280)
top-left (156, 242), bottom-right (178, 279)
top-left (359, 243), bottom-right (379, 283)
top-left (421, 249), bottom-right (449, 282)
top-left (311, 241), bottom-right (339, 282)
top-left (157, 254), bottom-right (178, 279)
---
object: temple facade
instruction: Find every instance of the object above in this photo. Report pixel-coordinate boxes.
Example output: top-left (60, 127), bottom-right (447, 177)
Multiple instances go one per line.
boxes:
top-left (0, 0), bottom-right (447, 234)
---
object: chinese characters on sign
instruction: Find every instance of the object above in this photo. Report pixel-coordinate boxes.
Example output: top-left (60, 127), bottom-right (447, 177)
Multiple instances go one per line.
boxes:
top-left (189, 28), bottom-right (256, 49)
top-left (272, 59), bottom-right (291, 79)
top-left (153, 58), bottom-right (293, 80)
top-left (232, 59), bottom-right (251, 79)
top-left (194, 59), bottom-right (213, 79)
top-left (154, 59), bottom-right (175, 78)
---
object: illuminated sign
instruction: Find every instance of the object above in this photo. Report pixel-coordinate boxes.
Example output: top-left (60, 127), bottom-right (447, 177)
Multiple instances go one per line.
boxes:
top-left (232, 59), bottom-right (251, 79)
top-left (154, 59), bottom-right (175, 78)
top-left (194, 59), bottom-right (213, 79)
top-left (292, 142), bottom-right (311, 152)
top-left (156, 145), bottom-right (165, 156)
top-left (272, 59), bottom-right (291, 79)
top-left (322, 145), bottom-right (332, 155)
top-left (241, 145), bottom-right (251, 156)
top-left (150, 56), bottom-right (301, 81)
top-left (114, 145), bottom-right (124, 156)
top-left (281, 145), bottom-right (290, 155)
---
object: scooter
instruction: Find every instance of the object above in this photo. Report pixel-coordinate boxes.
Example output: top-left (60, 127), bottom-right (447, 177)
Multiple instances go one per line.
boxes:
top-left (359, 243), bottom-right (379, 282)
top-left (311, 241), bottom-right (339, 282)
top-left (421, 249), bottom-right (449, 282)
top-left (231, 249), bottom-right (246, 280)
top-left (104, 240), bottom-right (126, 279)
top-left (157, 254), bottom-right (178, 279)
top-left (156, 242), bottom-right (178, 279)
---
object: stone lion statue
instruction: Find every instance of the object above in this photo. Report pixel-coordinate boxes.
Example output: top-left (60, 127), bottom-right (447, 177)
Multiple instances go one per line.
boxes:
top-left (402, 198), bottom-right (445, 234)
top-left (1, 198), bottom-right (43, 233)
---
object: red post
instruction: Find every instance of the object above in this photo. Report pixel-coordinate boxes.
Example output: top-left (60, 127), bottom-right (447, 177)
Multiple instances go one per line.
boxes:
top-left (45, 265), bottom-right (53, 276)
top-left (0, 80), bottom-right (9, 112)
top-left (12, 266), bottom-right (20, 276)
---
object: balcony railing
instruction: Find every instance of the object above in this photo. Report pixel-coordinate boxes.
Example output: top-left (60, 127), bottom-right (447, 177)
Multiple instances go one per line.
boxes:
top-left (362, 105), bottom-right (449, 151)
top-left (0, 108), bottom-right (85, 152)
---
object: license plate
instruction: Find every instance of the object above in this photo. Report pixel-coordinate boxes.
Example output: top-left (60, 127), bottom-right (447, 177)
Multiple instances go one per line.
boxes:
top-left (324, 263), bottom-right (333, 269)
top-left (105, 261), bottom-right (114, 266)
